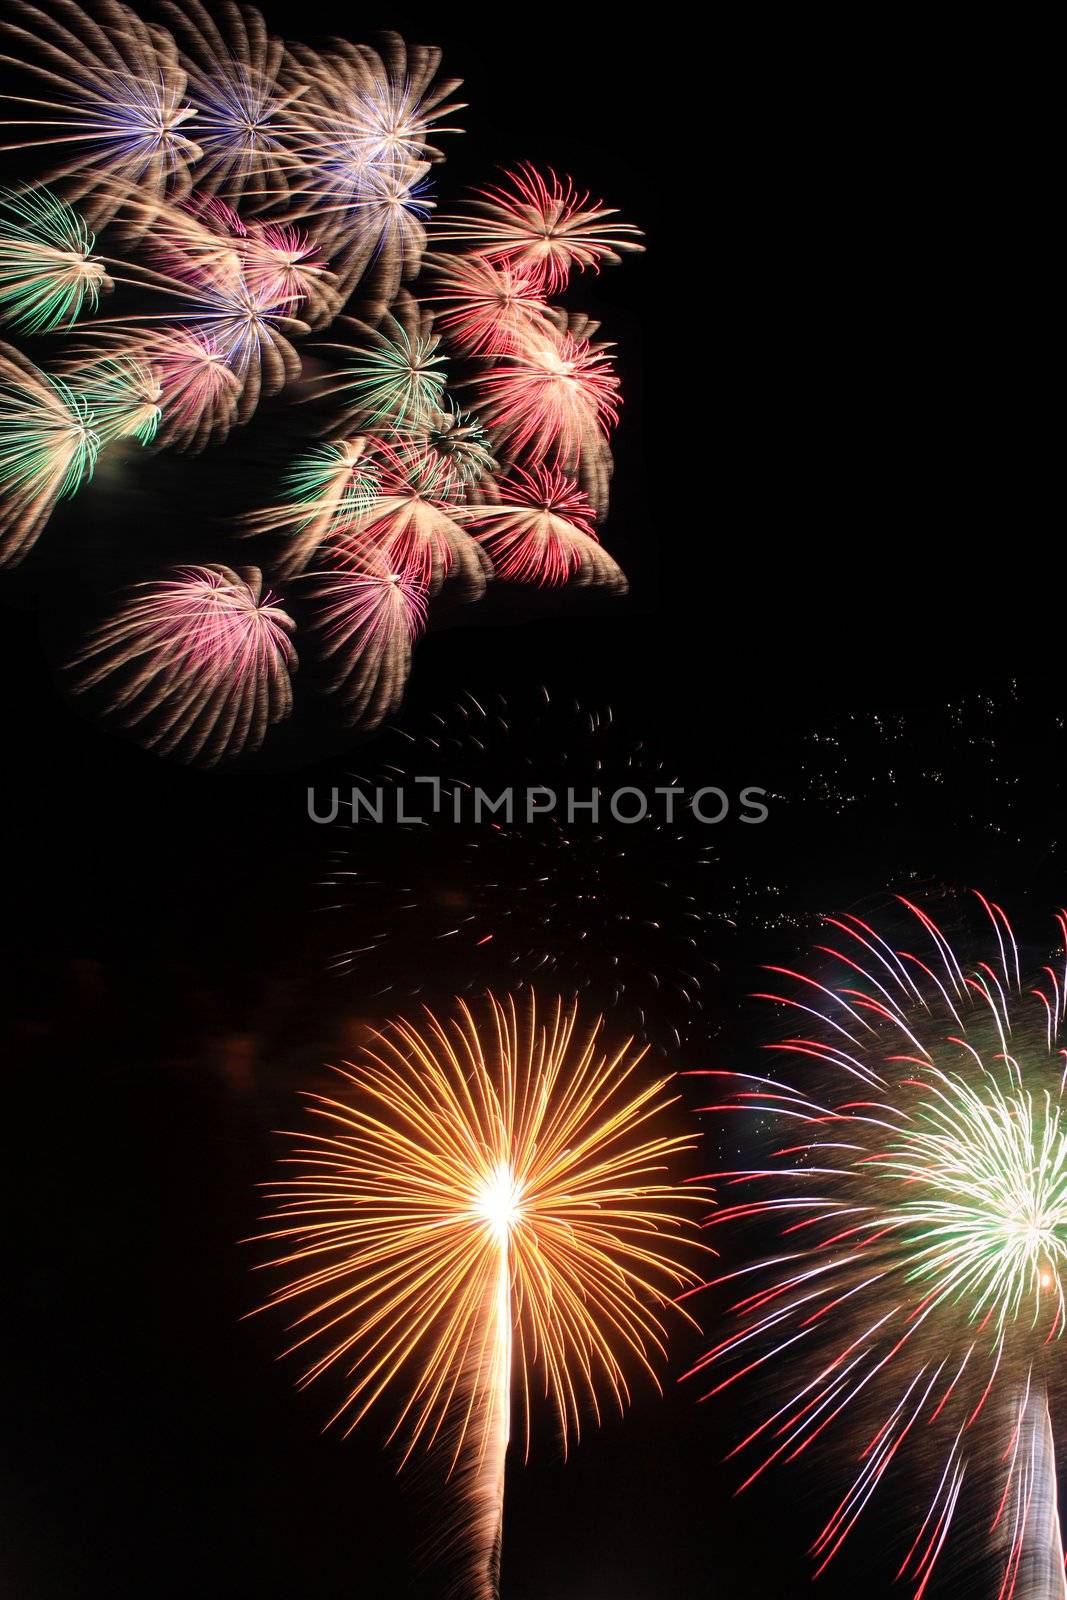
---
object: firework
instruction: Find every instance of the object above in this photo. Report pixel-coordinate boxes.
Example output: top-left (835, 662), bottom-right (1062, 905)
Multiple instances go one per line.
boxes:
top-left (139, 192), bottom-right (248, 288)
top-left (145, 326), bottom-right (241, 451)
top-left (145, 259), bottom-right (305, 424)
top-left (0, 185), bottom-right (109, 333)
top-left (0, 340), bottom-right (99, 565)
top-left (157, 0), bottom-right (304, 205)
top-left (65, 349), bottom-right (162, 444)
top-left (346, 439), bottom-right (490, 597)
top-left (238, 220), bottom-right (333, 323)
top-left (424, 399), bottom-right (496, 491)
top-left (461, 462), bottom-right (626, 588)
top-left (426, 252), bottom-right (550, 357)
top-left (315, 300), bottom-right (448, 435)
top-left (693, 893), bottom-right (1067, 1597)
top-left (252, 993), bottom-right (703, 1597)
top-left (144, 194), bottom-right (332, 318)
top-left (306, 537), bottom-right (428, 729)
top-left (64, 194), bottom-right (314, 440)
top-left (470, 320), bottom-right (620, 515)
top-left (71, 562), bottom-right (296, 762)
top-left (436, 163), bottom-right (644, 293)
top-left (0, 7), bottom-right (641, 762)
top-left (0, 0), bottom-right (201, 228)
top-left (282, 32), bottom-right (463, 309)
top-left (176, 269), bottom-right (304, 422)
top-left (242, 436), bottom-right (382, 576)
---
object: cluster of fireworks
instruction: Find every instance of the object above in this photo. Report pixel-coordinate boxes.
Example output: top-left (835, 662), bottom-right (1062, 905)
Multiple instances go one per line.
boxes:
top-left (253, 895), bottom-right (1067, 1598)
top-left (0, 1), bottom-right (641, 763)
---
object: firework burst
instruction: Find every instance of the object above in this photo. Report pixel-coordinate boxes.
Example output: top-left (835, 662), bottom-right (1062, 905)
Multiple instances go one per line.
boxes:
top-left (436, 163), bottom-right (643, 293)
top-left (306, 537), bottom-right (428, 729)
top-left (426, 251), bottom-right (550, 356)
top-left (693, 892), bottom-right (1067, 1598)
top-left (66, 349), bottom-right (162, 444)
top-left (424, 399), bottom-right (496, 491)
top-left (0, 340), bottom-right (99, 564)
top-left (240, 436), bottom-right (382, 575)
top-left (461, 462), bottom-right (625, 588)
top-left (70, 562), bottom-right (296, 762)
top-left (146, 326), bottom-right (241, 451)
top-left (315, 301), bottom-right (448, 435)
top-left (470, 319), bottom-right (620, 515)
top-left (0, 0), bottom-right (201, 228)
top-left (252, 992), bottom-right (703, 1597)
top-left (0, 185), bottom-right (109, 332)
top-left (282, 32), bottom-right (463, 309)
top-left (345, 439), bottom-right (490, 597)
top-left (158, 0), bottom-right (305, 205)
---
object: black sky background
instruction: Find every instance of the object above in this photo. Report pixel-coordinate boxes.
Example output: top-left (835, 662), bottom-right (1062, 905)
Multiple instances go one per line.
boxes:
top-left (2, 8), bottom-right (1052, 1598)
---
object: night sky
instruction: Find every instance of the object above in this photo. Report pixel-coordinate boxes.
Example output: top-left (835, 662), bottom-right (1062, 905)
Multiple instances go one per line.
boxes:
top-left (2, 7), bottom-right (1048, 1598)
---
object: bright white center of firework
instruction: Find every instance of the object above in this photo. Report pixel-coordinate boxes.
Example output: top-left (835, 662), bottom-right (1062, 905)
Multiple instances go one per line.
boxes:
top-left (474, 1161), bottom-right (523, 1241)
top-left (1006, 1209), bottom-right (1053, 1251)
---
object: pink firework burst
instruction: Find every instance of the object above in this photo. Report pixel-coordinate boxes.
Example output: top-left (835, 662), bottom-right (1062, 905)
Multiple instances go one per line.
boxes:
top-left (437, 163), bottom-right (644, 294)
top-left (462, 464), bottom-right (625, 589)
top-left (240, 221), bottom-right (333, 322)
top-left (471, 325), bottom-right (620, 471)
top-left (71, 562), bottom-right (296, 763)
top-left (426, 253), bottom-right (550, 356)
top-left (348, 440), bottom-right (490, 598)
top-left (307, 537), bottom-right (427, 729)
top-left (143, 194), bottom-right (248, 290)
top-left (149, 327), bottom-right (241, 451)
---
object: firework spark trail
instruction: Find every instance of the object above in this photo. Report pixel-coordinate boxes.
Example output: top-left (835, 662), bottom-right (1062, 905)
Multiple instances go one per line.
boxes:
top-left (990, 1380), bottom-right (1067, 1600)
top-left (251, 994), bottom-right (705, 1596)
top-left (695, 893), bottom-right (1067, 1597)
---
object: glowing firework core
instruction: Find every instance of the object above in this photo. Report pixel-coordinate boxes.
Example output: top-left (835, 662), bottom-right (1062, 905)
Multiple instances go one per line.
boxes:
top-left (882, 1077), bottom-right (1067, 1331)
top-left (474, 1160), bottom-right (524, 1242)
